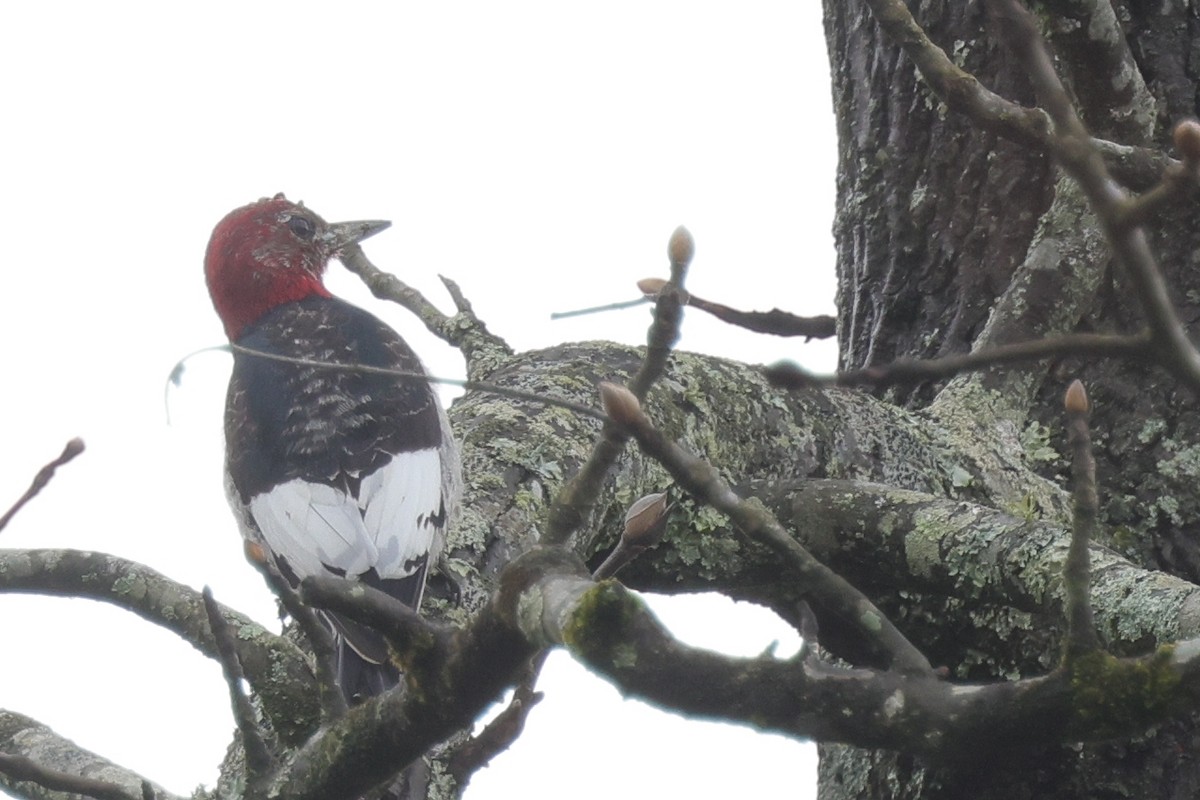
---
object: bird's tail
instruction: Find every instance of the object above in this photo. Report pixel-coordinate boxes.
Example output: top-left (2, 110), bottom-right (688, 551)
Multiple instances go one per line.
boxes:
top-left (336, 635), bottom-right (400, 705)
top-left (335, 637), bottom-right (429, 800)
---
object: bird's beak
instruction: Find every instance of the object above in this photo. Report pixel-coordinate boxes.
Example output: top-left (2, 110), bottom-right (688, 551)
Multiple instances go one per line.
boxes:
top-left (321, 219), bottom-right (392, 253)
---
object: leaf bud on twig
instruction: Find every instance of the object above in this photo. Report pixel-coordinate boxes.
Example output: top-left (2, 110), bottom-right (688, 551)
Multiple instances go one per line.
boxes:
top-left (598, 381), bottom-right (642, 426)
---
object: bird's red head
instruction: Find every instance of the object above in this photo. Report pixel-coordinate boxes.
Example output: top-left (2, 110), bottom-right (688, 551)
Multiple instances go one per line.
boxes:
top-left (204, 193), bottom-right (391, 340)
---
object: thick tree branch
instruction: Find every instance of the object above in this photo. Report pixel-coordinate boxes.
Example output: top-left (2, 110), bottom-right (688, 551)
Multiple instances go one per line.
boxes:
top-left (271, 549), bottom-right (581, 800)
top-left (759, 479), bottom-right (1200, 652)
top-left (0, 752), bottom-right (144, 800)
top-left (0, 549), bottom-right (319, 745)
top-left (530, 566), bottom-right (1200, 756)
top-left (301, 575), bottom-right (452, 673)
top-left (598, 382), bottom-right (934, 675)
top-left (637, 277), bottom-right (836, 341)
top-left (0, 711), bottom-right (181, 800)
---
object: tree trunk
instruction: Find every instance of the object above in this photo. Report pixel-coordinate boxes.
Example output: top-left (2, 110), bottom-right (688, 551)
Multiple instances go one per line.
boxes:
top-left (821, 1), bottom-right (1200, 796)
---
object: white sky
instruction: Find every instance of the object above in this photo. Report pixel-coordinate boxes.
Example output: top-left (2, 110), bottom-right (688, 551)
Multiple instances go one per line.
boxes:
top-left (0, 3), bottom-right (836, 798)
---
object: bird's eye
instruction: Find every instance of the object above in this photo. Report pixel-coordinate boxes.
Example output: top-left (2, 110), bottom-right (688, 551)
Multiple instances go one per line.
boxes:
top-left (286, 215), bottom-right (316, 240)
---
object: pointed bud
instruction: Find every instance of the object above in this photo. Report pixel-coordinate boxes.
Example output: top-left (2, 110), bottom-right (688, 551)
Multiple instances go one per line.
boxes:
top-left (623, 492), bottom-right (670, 548)
top-left (1064, 379), bottom-right (1089, 414)
top-left (599, 381), bottom-right (642, 426)
top-left (668, 226), bottom-right (695, 267)
top-left (1174, 120), bottom-right (1200, 164)
top-left (638, 277), bottom-right (668, 296)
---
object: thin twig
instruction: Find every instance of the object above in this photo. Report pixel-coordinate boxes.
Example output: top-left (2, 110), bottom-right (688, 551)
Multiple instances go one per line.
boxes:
top-left (1062, 380), bottom-right (1100, 660)
top-left (201, 586), bottom-right (274, 779)
top-left (686, 294), bottom-right (835, 340)
top-left (597, 382), bottom-right (933, 676)
top-left (764, 332), bottom-right (1152, 390)
top-left (543, 227), bottom-right (694, 546)
top-left (551, 296), bottom-right (652, 319)
top-left (0, 438), bottom-right (85, 534)
top-left (229, 343), bottom-right (606, 422)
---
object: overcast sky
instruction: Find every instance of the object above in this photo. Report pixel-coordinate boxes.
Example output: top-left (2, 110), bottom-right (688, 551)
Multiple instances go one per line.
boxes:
top-left (0, 3), bottom-right (836, 798)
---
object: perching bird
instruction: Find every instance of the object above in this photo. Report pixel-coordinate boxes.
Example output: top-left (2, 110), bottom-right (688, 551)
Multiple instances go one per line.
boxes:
top-left (205, 193), bottom-right (458, 702)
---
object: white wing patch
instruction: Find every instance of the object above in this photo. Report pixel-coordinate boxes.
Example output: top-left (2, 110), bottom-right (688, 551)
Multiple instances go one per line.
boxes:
top-left (248, 448), bottom-right (444, 583)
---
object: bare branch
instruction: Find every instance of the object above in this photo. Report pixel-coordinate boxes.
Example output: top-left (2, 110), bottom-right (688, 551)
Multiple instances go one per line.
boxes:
top-left (337, 243), bottom-right (514, 378)
top-left (638, 278), bottom-right (836, 340)
top-left (447, 665), bottom-right (544, 787)
top-left (273, 550), bottom-right (583, 800)
top-left (1116, 121), bottom-right (1200, 229)
top-left (551, 295), bottom-right (652, 319)
top-left (300, 575), bottom-right (451, 672)
top-left (0, 549), bottom-right (319, 745)
top-left (0, 752), bottom-right (145, 800)
top-left (765, 332), bottom-right (1152, 390)
top-left (0, 439), bottom-right (85, 534)
top-left (597, 382), bottom-right (933, 675)
top-left (687, 295), bottom-right (835, 340)
top-left (861, 0), bottom-right (1049, 146)
top-left (544, 226), bottom-right (694, 546)
top-left (528, 566), bottom-right (1200, 754)
top-left (1062, 380), bottom-right (1100, 660)
top-left (202, 586), bottom-right (274, 781)
top-left (0, 711), bottom-right (182, 800)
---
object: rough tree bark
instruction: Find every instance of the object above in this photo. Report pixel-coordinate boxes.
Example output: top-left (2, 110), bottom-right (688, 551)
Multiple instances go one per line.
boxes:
top-left (6, 3), bottom-right (1200, 800)
top-left (823, 0), bottom-right (1200, 797)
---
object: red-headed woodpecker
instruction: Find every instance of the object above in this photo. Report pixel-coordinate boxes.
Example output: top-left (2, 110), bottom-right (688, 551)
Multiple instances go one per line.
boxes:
top-left (205, 193), bottom-right (458, 701)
